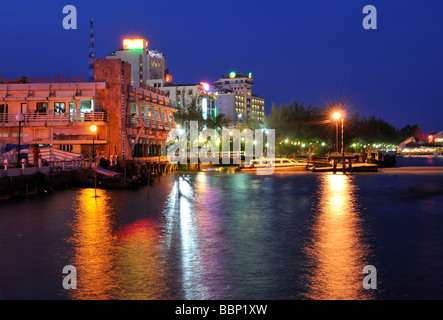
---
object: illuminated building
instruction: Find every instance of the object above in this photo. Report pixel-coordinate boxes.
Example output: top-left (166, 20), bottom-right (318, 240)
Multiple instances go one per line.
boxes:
top-left (212, 72), bottom-right (265, 122)
top-left (106, 38), bottom-right (170, 89)
top-left (433, 130), bottom-right (443, 145)
top-left (0, 59), bottom-right (176, 161)
top-left (162, 83), bottom-right (217, 121)
top-left (213, 89), bottom-right (244, 125)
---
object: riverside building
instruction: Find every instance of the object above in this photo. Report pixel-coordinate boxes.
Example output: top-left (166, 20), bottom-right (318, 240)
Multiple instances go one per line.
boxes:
top-left (106, 38), bottom-right (170, 89)
top-left (0, 59), bottom-right (176, 162)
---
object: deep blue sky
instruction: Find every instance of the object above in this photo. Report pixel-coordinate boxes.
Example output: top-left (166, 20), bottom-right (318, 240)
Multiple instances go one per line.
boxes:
top-left (1, 0), bottom-right (442, 133)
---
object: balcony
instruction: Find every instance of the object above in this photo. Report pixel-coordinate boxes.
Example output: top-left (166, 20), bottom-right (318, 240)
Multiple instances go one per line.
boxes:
top-left (130, 114), bottom-right (174, 129)
top-left (0, 111), bottom-right (107, 127)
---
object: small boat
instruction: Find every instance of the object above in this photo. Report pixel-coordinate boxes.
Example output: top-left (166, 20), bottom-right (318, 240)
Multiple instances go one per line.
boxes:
top-left (366, 149), bottom-right (397, 167)
top-left (239, 158), bottom-right (309, 172)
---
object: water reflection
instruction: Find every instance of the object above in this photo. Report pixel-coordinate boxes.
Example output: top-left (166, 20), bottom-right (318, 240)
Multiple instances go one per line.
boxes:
top-left (162, 173), bottom-right (229, 299)
top-left (304, 174), bottom-right (374, 300)
top-left (115, 219), bottom-right (167, 299)
top-left (69, 189), bottom-right (118, 299)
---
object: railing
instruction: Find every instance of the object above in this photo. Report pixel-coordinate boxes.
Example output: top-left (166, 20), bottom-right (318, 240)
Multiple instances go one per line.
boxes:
top-left (0, 112), bottom-right (107, 125)
top-left (130, 115), bottom-right (174, 127)
top-left (1, 158), bottom-right (85, 178)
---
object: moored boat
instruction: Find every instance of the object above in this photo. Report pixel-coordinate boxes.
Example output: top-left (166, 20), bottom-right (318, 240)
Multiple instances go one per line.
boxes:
top-left (366, 149), bottom-right (397, 167)
top-left (239, 157), bottom-right (309, 172)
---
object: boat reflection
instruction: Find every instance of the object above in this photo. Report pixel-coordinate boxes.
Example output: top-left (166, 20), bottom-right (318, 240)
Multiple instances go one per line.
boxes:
top-left (304, 173), bottom-right (374, 300)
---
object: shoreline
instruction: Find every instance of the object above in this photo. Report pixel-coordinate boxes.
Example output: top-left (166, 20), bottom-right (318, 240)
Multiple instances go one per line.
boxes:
top-left (2, 165), bottom-right (443, 203)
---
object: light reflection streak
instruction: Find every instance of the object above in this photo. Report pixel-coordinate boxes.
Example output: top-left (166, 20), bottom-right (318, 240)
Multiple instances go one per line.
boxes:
top-left (304, 174), bottom-right (373, 300)
top-left (115, 219), bottom-right (167, 299)
top-left (163, 174), bottom-right (209, 299)
top-left (162, 173), bottom-right (229, 299)
top-left (69, 189), bottom-right (118, 300)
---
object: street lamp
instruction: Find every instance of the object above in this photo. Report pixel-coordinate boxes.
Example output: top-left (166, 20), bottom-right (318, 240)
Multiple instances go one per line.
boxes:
top-left (332, 112), bottom-right (345, 156)
top-left (90, 124), bottom-right (98, 197)
top-left (16, 113), bottom-right (24, 166)
top-left (333, 112), bottom-right (340, 154)
top-left (341, 117), bottom-right (344, 156)
top-left (237, 113), bottom-right (242, 159)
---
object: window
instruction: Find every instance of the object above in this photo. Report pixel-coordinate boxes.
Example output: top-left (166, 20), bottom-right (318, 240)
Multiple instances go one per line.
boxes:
top-left (0, 104), bottom-right (8, 123)
top-left (282, 160), bottom-right (290, 163)
top-left (80, 100), bottom-right (94, 112)
top-left (188, 90), bottom-right (193, 95)
top-left (54, 102), bottom-right (66, 114)
top-left (36, 102), bottom-right (48, 112)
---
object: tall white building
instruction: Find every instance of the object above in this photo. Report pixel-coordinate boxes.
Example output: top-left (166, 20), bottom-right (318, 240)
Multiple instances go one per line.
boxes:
top-left (214, 89), bottom-right (244, 124)
top-left (212, 72), bottom-right (265, 122)
top-left (106, 38), bottom-right (169, 88)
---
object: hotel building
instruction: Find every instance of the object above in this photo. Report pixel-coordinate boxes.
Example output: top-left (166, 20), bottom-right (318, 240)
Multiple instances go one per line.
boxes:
top-left (106, 38), bottom-right (170, 89)
top-left (212, 72), bottom-right (265, 122)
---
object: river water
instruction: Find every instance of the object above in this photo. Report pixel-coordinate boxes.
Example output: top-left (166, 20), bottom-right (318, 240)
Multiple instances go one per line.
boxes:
top-left (0, 157), bottom-right (442, 300)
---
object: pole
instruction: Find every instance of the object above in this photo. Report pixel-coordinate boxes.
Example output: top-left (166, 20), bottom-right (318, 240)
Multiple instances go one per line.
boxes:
top-left (17, 120), bottom-right (21, 166)
top-left (237, 115), bottom-right (241, 159)
top-left (147, 163), bottom-right (151, 199)
top-left (341, 118), bottom-right (344, 156)
top-left (335, 122), bottom-right (338, 154)
top-left (93, 138), bottom-right (97, 197)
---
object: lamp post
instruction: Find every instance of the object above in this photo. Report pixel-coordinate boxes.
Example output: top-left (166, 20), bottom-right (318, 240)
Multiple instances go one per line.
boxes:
top-left (237, 113), bottom-right (242, 159)
top-left (16, 113), bottom-right (24, 166)
top-left (90, 124), bottom-right (98, 197)
top-left (341, 117), bottom-right (344, 156)
top-left (333, 112), bottom-right (341, 154)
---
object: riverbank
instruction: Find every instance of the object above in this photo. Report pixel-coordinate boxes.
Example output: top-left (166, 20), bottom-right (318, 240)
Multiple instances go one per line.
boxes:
top-left (0, 170), bottom-right (80, 202)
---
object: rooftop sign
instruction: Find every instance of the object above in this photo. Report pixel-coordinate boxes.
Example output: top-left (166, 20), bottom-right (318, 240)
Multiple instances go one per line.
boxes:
top-left (123, 38), bottom-right (146, 50)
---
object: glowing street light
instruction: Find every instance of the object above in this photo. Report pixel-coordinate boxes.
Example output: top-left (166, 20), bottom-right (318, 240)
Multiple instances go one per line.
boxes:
top-left (332, 111), bottom-right (344, 154)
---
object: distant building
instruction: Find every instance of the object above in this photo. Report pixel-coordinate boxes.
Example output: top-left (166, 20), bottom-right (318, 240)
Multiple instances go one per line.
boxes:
top-left (432, 131), bottom-right (443, 145)
top-left (106, 38), bottom-right (170, 89)
top-left (213, 89), bottom-right (244, 124)
top-left (163, 83), bottom-right (217, 121)
top-left (212, 72), bottom-right (265, 122)
top-left (0, 59), bottom-right (176, 161)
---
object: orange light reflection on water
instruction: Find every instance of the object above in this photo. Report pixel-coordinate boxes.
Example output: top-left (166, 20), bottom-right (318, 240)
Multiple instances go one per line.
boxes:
top-left (115, 219), bottom-right (167, 299)
top-left (69, 189), bottom-right (118, 300)
top-left (304, 174), bottom-right (374, 300)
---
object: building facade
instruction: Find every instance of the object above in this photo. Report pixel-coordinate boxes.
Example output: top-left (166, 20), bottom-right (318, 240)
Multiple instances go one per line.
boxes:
top-left (106, 38), bottom-right (169, 89)
top-left (0, 59), bottom-right (175, 162)
top-left (212, 72), bottom-right (265, 122)
top-left (163, 83), bottom-right (217, 121)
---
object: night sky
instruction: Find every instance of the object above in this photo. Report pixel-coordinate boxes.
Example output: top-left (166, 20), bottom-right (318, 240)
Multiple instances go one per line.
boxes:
top-left (1, 0), bottom-right (442, 133)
